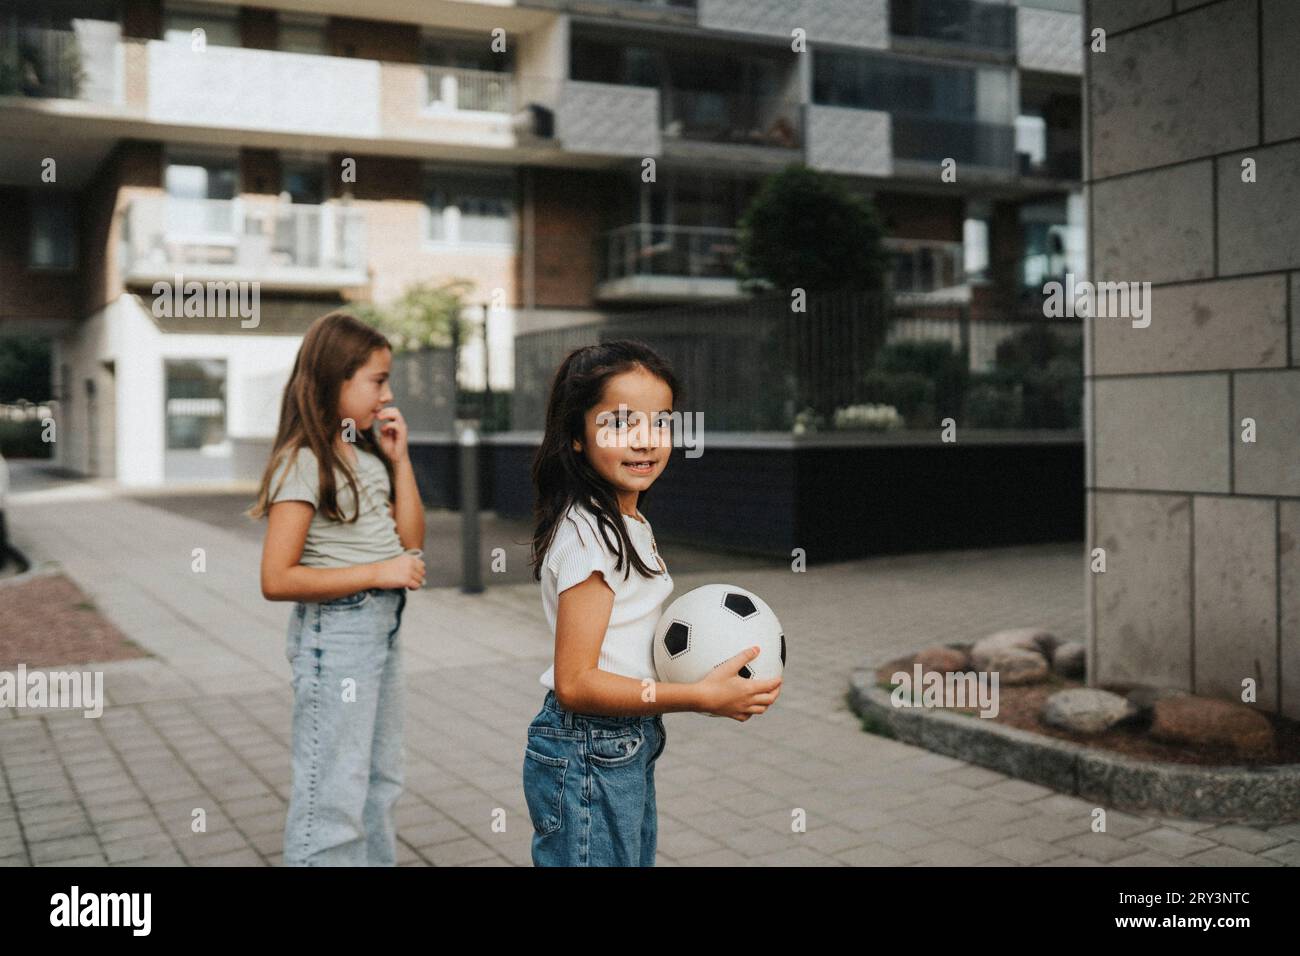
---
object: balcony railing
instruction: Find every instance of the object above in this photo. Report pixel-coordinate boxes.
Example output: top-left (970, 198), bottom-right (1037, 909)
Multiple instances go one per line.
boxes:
top-left (891, 113), bottom-right (1016, 171)
top-left (600, 224), bottom-right (739, 283)
top-left (0, 25), bottom-right (119, 103)
top-left (889, 0), bottom-right (1017, 53)
top-left (121, 197), bottom-right (367, 291)
top-left (1019, 129), bottom-right (1083, 181)
top-left (424, 65), bottom-right (513, 114)
top-left (661, 88), bottom-right (801, 149)
top-left (883, 238), bottom-right (966, 297)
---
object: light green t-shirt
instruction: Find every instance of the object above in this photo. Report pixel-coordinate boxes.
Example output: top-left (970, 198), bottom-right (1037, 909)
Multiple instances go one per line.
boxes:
top-left (269, 444), bottom-right (405, 569)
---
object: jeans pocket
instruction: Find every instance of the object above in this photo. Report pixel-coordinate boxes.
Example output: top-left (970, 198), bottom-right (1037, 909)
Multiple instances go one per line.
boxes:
top-left (587, 726), bottom-right (646, 767)
top-left (286, 603), bottom-right (307, 665)
top-left (523, 746), bottom-right (567, 835)
top-left (324, 588), bottom-right (374, 610)
top-left (650, 718), bottom-right (666, 763)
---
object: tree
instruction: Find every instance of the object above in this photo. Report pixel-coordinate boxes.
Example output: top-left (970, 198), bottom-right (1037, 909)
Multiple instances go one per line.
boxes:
top-left (736, 164), bottom-right (888, 294)
top-left (351, 278), bottom-right (475, 353)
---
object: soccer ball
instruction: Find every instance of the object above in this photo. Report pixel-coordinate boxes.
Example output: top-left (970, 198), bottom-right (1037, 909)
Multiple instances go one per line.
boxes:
top-left (652, 584), bottom-right (785, 687)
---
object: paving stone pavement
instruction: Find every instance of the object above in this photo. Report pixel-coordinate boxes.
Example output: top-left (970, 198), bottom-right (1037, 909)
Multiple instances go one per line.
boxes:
top-left (2, 478), bottom-right (1295, 867)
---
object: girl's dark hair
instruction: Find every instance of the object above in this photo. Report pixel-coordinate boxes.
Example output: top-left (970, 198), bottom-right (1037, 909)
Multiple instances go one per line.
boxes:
top-left (249, 310), bottom-right (395, 522)
top-left (530, 340), bottom-right (681, 583)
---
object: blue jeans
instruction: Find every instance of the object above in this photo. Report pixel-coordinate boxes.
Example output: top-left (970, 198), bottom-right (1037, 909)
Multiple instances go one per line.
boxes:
top-left (522, 689), bottom-right (667, 867)
top-left (283, 587), bottom-right (407, 866)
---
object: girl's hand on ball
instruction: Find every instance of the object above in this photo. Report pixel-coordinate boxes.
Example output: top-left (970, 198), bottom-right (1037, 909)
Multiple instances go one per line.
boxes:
top-left (696, 647), bottom-right (783, 721)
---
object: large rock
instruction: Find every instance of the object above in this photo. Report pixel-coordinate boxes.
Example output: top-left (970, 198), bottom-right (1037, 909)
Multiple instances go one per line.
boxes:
top-left (978, 646), bottom-right (1049, 685)
top-left (1051, 641), bottom-right (1086, 679)
top-left (1123, 685), bottom-right (1189, 719)
top-left (1042, 688), bottom-right (1138, 734)
top-left (875, 645), bottom-right (971, 684)
top-left (971, 627), bottom-right (1060, 667)
top-left (1149, 696), bottom-right (1276, 758)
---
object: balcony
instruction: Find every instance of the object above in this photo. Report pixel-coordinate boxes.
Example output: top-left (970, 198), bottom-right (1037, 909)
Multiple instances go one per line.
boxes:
top-left (147, 41), bottom-right (379, 136)
top-left (595, 224), bottom-right (741, 302)
top-left (519, 0), bottom-right (698, 24)
top-left (891, 113), bottom-right (1016, 174)
top-left (1018, 128), bottom-right (1082, 181)
top-left (661, 88), bottom-right (801, 157)
top-left (121, 197), bottom-right (368, 292)
top-left (557, 81), bottom-right (661, 158)
top-left (889, 0), bottom-right (1017, 58)
top-left (424, 65), bottom-right (513, 114)
top-left (0, 24), bottom-right (122, 105)
top-left (883, 238), bottom-right (967, 303)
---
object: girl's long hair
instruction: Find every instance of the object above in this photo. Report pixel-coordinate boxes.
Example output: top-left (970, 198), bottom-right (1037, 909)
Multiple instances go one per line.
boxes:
top-left (530, 340), bottom-right (681, 583)
top-left (249, 310), bottom-right (395, 521)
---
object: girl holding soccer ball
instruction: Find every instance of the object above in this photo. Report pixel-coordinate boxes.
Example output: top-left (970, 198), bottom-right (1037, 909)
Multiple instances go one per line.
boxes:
top-left (522, 340), bottom-right (782, 867)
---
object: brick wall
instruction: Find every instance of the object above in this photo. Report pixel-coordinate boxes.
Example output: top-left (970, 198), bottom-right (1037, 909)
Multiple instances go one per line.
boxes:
top-left (328, 154), bottom-right (519, 308)
top-left (522, 167), bottom-right (614, 309)
top-left (240, 8), bottom-right (279, 51)
top-left (328, 16), bottom-right (420, 64)
top-left (1086, 0), bottom-right (1300, 717)
top-left (122, 0), bottom-right (161, 40)
top-left (78, 141), bottom-right (164, 318)
top-left (0, 188), bottom-right (81, 326)
top-left (873, 193), bottom-right (963, 242)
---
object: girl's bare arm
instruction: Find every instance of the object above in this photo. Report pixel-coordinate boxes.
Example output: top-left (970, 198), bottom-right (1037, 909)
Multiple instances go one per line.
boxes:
top-left (551, 573), bottom-right (701, 717)
top-left (390, 456), bottom-right (425, 550)
top-left (261, 501), bottom-right (421, 601)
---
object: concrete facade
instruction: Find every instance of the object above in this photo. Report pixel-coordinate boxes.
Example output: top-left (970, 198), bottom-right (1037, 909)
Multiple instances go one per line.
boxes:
top-left (1086, 0), bottom-right (1300, 718)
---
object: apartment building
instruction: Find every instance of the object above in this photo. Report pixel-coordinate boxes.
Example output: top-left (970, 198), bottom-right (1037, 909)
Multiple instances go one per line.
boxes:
top-left (0, 0), bottom-right (1083, 486)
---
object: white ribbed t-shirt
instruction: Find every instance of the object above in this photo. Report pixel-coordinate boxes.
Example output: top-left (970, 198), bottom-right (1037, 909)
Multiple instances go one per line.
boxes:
top-left (538, 503), bottom-right (674, 691)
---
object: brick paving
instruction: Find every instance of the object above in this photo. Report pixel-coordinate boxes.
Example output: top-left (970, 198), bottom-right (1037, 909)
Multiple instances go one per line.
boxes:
top-left (1, 468), bottom-right (1294, 866)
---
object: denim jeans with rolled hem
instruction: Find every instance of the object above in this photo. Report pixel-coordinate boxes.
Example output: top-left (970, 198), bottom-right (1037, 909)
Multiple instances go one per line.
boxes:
top-left (283, 587), bottom-right (407, 866)
top-left (522, 689), bottom-right (667, 867)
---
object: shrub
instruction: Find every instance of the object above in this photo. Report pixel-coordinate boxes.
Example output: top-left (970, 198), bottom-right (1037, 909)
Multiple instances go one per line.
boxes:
top-left (875, 339), bottom-right (969, 421)
top-left (862, 369), bottom-right (935, 427)
top-left (832, 403), bottom-right (904, 431)
top-left (962, 381), bottom-right (1022, 429)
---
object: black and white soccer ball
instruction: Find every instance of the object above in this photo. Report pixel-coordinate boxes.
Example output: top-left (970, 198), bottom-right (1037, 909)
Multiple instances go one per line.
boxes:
top-left (653, 584), bottom-right (785, 686)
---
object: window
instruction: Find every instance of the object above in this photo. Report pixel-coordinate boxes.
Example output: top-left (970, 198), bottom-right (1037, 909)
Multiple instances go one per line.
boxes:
top-left (813, 50), bottom-right (1013, 124)
top-left (279, 13), bottom-right (326, 56)
top-left (425, 173), bottom-right (514, 246)
top-left (165, 152), bottom-right (239, 237)
top-left (28, 192), bottom-right (76, 270)
top-left (281, 160), bottom-right (325, 205)
top-left (164, 359), bottom-right (226, 451)
top-left (163, 3), bottom-right (240, 48)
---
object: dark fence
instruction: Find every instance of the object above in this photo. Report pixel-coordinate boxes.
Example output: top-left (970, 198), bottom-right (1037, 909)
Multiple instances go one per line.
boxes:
top-left (511, 288), bottom-right (1083, 433)
top-left (388, 348), bottom-right (457, 434)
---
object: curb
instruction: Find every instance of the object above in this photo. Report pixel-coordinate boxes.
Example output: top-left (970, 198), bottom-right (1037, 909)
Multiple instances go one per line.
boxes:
top-left (848, 664), bottom-right (1300, 825)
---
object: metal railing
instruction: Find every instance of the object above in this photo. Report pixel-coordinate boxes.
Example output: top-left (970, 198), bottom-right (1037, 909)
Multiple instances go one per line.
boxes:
top-left (1019, 128), bottom-right (1083, 180)
top-left (121, 197), bottom-right (367, 280)
top-left (600, 224), bottom-right (739, 283)
top-left (891, 113), bottom-right (1017, 170)
top-left (424, 65), bottom-right (514, 114)
top-left (889, 0), bottom-right (1017, 52)
top-left (513, 288), bottom-right (1083, 432)
top-left (661, 88), bottom-right (802, 148)
top-left (883, 238), bottom-right (966, 295)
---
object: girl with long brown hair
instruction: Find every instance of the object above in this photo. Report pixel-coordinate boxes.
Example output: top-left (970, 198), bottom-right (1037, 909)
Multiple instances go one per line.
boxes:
top-left (251, 310), bottom-right (425, 866)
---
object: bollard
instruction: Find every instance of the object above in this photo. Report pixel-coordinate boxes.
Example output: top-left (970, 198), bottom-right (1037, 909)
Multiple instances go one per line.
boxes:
top-left (459, 422), bottom-right (483, 594)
